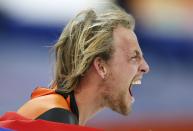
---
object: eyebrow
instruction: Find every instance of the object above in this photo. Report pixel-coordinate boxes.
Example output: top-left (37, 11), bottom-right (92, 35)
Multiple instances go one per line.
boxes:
top-left (126, 49), bottom-right (143, 59)
top-left (134, 50), bottom-right (143, 57)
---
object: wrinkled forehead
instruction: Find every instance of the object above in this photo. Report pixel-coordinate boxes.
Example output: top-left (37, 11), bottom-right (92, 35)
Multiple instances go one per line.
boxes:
top-left (113, 25), bottom-right (143, 56)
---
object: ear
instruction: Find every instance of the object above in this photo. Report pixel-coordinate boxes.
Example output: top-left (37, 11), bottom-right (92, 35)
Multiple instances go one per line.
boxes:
top-left (93, 57), bottom-right (107, 79)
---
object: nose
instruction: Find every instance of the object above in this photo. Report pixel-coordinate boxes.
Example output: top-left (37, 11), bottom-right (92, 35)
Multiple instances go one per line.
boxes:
top-left (139, 58), bottom-right (150, 74)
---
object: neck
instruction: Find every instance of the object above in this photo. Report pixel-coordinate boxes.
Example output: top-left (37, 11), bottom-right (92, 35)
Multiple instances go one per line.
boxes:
top-left (74, 81), bottom-right (104, 125)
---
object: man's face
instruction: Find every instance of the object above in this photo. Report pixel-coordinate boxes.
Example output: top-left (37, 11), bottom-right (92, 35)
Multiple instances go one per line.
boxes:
top-left (103, 25), bottom-right (149, 115)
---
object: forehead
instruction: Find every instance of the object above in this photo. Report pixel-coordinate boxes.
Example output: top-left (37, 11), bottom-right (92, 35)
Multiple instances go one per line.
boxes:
top-left (113, 25), bottom-right (142, 55)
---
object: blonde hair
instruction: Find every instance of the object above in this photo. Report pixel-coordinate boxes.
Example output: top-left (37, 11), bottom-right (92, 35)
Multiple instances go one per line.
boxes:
top-left (54, 4), bottom-right (135, 93)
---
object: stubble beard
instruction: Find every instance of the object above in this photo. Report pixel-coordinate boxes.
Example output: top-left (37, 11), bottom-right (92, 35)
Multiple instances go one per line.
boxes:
top-left (102, 85), bottom-right (132, 116)
top-left (102, 69), bottom-right (132, 116)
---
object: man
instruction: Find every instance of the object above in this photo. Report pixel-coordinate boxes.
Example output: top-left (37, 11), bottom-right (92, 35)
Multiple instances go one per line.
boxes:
top-left (0, 4), bottom-right (149, 129)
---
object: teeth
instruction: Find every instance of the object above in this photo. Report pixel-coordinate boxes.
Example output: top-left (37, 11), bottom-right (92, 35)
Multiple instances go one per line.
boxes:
top-left (132, 80), bottom-right (141, 85)
top-left (131, 97), bottom-right (135, 104)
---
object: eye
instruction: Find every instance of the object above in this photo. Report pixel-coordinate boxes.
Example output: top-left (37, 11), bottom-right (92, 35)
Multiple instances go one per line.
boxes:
top-left (129, 55), bottom-right (140, 63)
top-left (128, 50), bottom-right (142, 63)
top-left (130, 55), bottom-right (138, 61)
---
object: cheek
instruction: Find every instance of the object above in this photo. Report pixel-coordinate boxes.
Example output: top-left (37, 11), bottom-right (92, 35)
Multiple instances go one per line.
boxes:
top-left (107, 60), bottom-right (138, 86)
top-left (117, 64), bottom-right (138, 81)
top-left (127, 65), bottom-right (138, 77)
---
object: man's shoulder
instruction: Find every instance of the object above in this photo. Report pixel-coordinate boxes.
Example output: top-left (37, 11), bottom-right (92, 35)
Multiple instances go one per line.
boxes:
top-left (35, 107), bottom-right (78, 124)
top-left (17, 94), bottom-right (70, 120)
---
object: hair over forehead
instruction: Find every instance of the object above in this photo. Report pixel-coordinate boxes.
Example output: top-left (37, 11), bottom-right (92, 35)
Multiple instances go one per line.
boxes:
top-left (54, 3), bottom-right (135, 93)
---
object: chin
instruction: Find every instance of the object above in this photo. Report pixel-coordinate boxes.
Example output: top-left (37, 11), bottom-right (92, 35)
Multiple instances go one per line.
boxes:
top-left (119, 94), bottom-right (133, 115)
top-left (122, 108), bottom-right (132, 116)
top-left (119, 105), bottom-right (132, 116)
top-left (111, 100), bottom-right (132, 116)
top-left (111, 106), bottom-right (132, 116)
top-left (105, 87), bottom-right (133, 115)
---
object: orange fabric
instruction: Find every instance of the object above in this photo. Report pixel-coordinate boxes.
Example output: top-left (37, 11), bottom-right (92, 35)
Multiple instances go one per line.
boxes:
top-left (31, 87), bottom-right (56, 99)
top-left (17, 86), bottom-right (73, 120)
top-left (30, 86), bottom-right (71, 111)
top-left (66, 96), bottom-right (70, 106)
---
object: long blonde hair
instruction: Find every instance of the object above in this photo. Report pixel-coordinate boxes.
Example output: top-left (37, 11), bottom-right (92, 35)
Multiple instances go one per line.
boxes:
top-left (54, 4), bottom-right (135, 93)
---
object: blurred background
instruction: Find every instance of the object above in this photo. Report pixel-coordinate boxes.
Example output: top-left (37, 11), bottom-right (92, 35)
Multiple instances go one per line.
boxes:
top-left (0, 0), bottom-right (193, 130)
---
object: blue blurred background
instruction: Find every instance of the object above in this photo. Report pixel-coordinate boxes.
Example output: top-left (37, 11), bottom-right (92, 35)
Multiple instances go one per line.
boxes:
top-left (0, 0), bottom-right (193, 130)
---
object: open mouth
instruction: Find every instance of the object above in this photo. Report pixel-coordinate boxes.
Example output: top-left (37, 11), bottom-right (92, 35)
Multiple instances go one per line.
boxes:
top-left (129, 80), bottom-right (142, 96)
top-left (129, 80), bottom-right (141, 103)
top-left (129, 84), bottom-right (133, 96)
